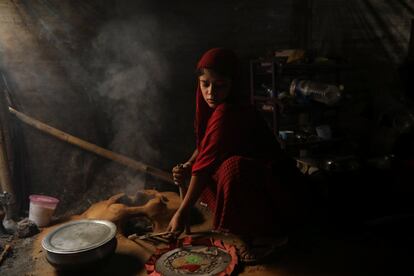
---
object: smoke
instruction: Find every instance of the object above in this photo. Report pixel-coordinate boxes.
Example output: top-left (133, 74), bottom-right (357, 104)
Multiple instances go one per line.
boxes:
top-left (0, 0), bottom-right (189, 209)
top-left (89, 15), bottom-right (172, 190)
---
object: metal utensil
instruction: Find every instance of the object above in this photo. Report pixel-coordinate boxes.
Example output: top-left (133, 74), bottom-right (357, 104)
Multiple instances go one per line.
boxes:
top-left (175, 164), bottom-right (191, 234)
top-left (42, 219), bottom-right (117, 269)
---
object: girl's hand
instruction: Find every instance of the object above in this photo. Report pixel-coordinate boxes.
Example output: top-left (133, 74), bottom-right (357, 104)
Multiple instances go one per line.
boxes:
top-left (167, 209), bottom-right (189, 235)
top-left (172, 162), bottom-right (192, 186)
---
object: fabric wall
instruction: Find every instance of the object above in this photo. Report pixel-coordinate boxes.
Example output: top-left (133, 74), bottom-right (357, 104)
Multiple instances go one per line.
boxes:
top-left (0, 0), bottom-right (413, 215)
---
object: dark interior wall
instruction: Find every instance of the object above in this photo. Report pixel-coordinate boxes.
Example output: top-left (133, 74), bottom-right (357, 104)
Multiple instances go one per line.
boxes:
top-left (68, 0), bottom-right (414, 153)
top-left (59, 0), bottom-right (414, 156)
top-left (1, 0), bottom-right (413, 215)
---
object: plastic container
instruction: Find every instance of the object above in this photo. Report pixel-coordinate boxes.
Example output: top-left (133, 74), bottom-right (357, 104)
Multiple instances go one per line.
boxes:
top-left (279, 130), bottom-right (294, 140)
top-left (29, 195), bottom-right (59, 227)
top-left (290, 79), bottom-right (342, 105)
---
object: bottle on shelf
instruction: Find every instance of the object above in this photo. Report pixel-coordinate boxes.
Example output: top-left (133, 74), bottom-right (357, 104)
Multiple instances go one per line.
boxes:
top-left (289, 79), bottom-right (343, 105)
top-left (261, 84), bottom-right (276, 98)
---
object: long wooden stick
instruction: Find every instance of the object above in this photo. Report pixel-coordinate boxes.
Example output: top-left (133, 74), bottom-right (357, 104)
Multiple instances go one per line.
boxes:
top-left (128, 230), bottom-right (177, 240)
top-left (174, 164), bottom-right (191, 234)
top-left (0, 88), bottom-right (15, 210)
top-left (0, 244), bottom-right (11, 266)
top-left (0, 126), bottom-right (13, 197)
top-left (8, 107), bottom-right (174, 184)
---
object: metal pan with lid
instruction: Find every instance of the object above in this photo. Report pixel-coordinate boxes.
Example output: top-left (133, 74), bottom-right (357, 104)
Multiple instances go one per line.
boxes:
top-left (42, 219), bottom-right (117, 269)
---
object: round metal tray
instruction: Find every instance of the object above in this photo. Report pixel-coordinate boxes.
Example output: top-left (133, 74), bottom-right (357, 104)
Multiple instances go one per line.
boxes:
top-left (155, 245), bottom-right (232, 276)
top-left (42, 219), bottom-right (117, 254)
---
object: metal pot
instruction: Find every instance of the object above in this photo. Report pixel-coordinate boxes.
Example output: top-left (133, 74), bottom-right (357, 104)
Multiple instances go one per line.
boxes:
top-left (41, 219), bottom-right (117, 270)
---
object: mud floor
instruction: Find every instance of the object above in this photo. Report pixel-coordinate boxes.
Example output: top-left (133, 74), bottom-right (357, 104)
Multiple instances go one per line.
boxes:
top-left (2, 190), bottom-right (414, 276)
top-left (0, 234), bottom-right (36, 276)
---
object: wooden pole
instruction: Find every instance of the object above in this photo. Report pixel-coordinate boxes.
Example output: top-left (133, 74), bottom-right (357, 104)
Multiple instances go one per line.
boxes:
top-left (180, 185), bottom-right (191, 235)
top-left (0, 244), bottom-right (12, 266)
top-left (0, 131), bottom-right (14, 200)
top-left (0, 88), bottom-right (16, 212)
top-left (8, 107), bottom-right (174, 184)
top-left (408, 19), bottom-right (414, 62)
top-left (174, 164), bottom-right (191, 234)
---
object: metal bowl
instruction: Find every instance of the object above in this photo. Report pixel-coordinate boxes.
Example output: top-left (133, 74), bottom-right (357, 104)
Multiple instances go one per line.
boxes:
top-left (42, 219), bottom-right (117, 270)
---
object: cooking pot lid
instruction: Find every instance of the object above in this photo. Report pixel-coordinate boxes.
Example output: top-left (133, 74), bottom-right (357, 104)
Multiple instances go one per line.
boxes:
top-left (42, 219), bottom-right (117, 254)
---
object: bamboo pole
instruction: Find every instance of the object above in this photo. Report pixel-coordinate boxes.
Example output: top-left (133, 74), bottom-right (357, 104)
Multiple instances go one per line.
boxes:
top-left (8, 107), bottom-right (174, 184)
top-left (0, 89), bottom-right (16, 210)
top-left (0, 76), bottom-right (14, 174)
top-left (0, 130), bottom-right (14, 200)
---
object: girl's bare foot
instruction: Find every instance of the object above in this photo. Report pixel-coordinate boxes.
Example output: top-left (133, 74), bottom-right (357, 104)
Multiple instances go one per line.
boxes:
top-left (237, 235), bottom-right (288, 265)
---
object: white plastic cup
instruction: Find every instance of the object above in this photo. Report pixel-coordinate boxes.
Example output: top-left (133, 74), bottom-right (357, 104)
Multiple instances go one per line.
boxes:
top-left (29, 195), bottom-right (59, 227)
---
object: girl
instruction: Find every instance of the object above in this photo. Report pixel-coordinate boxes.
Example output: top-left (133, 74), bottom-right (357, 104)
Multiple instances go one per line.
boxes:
top-left (168, 48), bottom-right (305, 263)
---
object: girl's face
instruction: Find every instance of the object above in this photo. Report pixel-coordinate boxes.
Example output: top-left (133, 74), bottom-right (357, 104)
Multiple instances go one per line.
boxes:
top-left (199, 68), bottom-right (232, 108)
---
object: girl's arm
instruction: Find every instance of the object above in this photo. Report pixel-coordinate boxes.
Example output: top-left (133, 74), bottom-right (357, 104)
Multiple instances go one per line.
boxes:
top-left (177, 172), bottom-right (208, 214)
top-left (172, 149), bottom-right (198, 185)
top-left (167, 172), bottom-right (210, 232)
top-left (185, 149), bottom-right (199, 166)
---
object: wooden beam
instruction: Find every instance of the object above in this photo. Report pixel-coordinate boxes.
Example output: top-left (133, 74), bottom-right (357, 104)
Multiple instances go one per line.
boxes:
top-left (8, 107), bottom-right (174, 184)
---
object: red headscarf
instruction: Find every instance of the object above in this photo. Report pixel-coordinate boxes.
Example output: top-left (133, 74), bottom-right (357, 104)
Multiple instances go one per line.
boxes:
top-left (194, 48), bottom-right (242, 148)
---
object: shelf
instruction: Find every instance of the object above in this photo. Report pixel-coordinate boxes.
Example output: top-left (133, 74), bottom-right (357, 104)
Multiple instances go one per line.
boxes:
top-left (250, 57), bottom-right (347, 146)
top-left (282, 137), bottom-right (343, 147)
top-left (282, 102), bottom-right (342, 113)
top-left (280, 63), bottom-right (350, 71)
top-left (253, 97), bottom-right (342, 113)
top-left (253, 96), bottom-right (274, 101)
top-left (251, 59), bottom-right (350, 71)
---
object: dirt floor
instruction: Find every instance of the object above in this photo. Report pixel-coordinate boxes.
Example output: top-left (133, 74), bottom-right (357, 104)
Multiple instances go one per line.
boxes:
top-left (2, 222), bottom-right (414, 276)
top-left (1, 189), bottom-right (414, 276)
top-left (0, 234), bottom-right (36, 275)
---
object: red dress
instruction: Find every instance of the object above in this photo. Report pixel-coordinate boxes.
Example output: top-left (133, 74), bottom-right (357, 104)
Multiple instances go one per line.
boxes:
top-left (192, 103), bottom-right (303, 236)
top-left (190, 48), bottom-right (304, 236)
